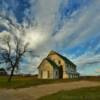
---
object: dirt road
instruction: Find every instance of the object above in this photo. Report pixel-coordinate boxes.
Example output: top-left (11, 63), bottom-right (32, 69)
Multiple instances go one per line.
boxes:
top-left (0, 81), bottom-right (100, 100)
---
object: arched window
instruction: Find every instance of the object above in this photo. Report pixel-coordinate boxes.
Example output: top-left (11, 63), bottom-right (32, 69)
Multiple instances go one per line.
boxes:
top-left (48, 71), bottom-right (50, 78)
top-left (58, 60), bottom-right (61, 64)
top-left (40, 71), bottom-right (43, 78)
top-left (56, 71), bottom-right (58, 76)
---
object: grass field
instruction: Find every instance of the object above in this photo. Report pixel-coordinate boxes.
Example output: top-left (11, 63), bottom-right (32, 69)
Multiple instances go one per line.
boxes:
top-left (0, 76), bottom-right (100, 89)
top-left (39, 86), bottom-right (100, 100)
top-left (0, 76), bottom-right (81, 89)
top-left (0, 76), bottom-right (100, 100)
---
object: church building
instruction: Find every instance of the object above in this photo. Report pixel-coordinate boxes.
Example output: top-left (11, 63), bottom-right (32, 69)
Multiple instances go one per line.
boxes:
top-left (38, 51), bottom-right (79, 79)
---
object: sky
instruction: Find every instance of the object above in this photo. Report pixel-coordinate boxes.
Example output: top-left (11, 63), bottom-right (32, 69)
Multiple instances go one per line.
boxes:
top-left (0, 0), bottom-right (100, 76)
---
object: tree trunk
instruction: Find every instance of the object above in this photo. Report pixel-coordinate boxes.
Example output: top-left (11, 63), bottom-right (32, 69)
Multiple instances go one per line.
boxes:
top-left (8, 67), bottom-right (15, 82)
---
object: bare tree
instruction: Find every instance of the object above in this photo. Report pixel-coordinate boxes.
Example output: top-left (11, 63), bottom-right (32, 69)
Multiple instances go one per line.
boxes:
top-left (0, 35), bottom-right (29, 82)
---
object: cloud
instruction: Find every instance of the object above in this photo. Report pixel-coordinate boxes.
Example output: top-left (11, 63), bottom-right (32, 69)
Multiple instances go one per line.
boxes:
top-left (74, 54), bottom-right (100, 66)
top-left (0, 0), bottom-right (100, 74)
top-left (53, 0), bottom-right (100, 47)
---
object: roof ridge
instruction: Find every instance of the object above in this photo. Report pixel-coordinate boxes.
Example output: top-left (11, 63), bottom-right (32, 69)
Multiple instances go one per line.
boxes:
top-left (48, 50), bottom-right (76, 67)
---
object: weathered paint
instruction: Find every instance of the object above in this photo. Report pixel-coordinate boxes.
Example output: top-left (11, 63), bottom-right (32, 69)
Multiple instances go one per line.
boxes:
top-left (38, 51), bottom-right (79, 79)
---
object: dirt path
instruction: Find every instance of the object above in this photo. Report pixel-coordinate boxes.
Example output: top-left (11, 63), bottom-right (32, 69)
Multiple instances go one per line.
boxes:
top-left (0, 81), bottom-right (100, 100)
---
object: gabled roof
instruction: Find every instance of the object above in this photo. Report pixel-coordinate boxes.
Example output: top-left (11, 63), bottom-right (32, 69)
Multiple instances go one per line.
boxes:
top-left (38, 58), bottom-right (58, 69)
top-left (48, 50), bottom-right (76, 67)
top-left (38, 50), bottom-right (76, 69)
top-left (46, 58), bottom-right (58, 69)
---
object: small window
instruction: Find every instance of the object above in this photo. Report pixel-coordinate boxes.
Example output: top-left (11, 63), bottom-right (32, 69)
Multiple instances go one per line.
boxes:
top-left (41, 71), bottom-right (42, 78)
top-left (58, 60), bottom-right (61, 64)
top-left (48, 71), bottom-right (50, 78)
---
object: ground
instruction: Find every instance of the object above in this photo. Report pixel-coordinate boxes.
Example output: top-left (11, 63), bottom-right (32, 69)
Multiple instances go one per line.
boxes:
top-left (0, 76), bottom-right (81, 88)
top-left (39, 86), bottom-right (100, 100)
top-left (0, 80), bottom-right (100, 100)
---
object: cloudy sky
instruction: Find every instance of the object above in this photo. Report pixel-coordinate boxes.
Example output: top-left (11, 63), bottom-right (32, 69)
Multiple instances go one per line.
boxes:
top-left (0, 0), bottom-right (100, 76)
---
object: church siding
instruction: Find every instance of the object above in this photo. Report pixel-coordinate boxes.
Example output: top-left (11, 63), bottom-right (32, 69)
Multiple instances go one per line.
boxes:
top-left (38, 51), bottom-right (80, 79)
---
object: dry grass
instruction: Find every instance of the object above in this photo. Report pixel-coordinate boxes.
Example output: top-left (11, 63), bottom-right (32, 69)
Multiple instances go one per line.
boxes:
top-left (0, 76), bottom-right (80, 89)
top-left (0, 76), bottom-right (100, 89)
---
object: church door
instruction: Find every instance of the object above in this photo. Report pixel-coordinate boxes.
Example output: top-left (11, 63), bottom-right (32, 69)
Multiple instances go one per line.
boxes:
top-left (59, 65), bottom-right (63, 79)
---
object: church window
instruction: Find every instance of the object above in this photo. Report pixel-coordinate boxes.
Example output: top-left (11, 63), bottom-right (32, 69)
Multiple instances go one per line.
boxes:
top-left (48, 71), bottom-right (50, 78)
top-left (56, 71), bottom-right (58, 76)
top-left (58, 60), bottom-right (61, 64)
